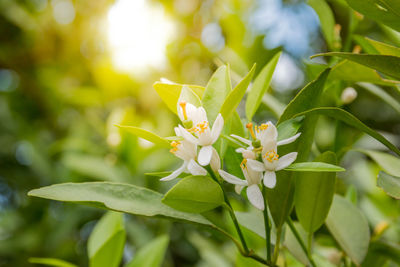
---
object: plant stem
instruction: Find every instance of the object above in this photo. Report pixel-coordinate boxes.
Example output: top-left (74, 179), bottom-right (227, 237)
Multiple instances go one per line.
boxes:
top-left (262, 184), bottom-right (272, 263)
top-left (272, 225), bottom-right (282, 265)
top-left (286, 218), bottom-right (317, 267)
top-left (205, 165), bottom-right (249, 254)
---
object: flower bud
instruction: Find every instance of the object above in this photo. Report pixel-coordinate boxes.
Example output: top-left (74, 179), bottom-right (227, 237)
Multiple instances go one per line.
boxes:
top-left (341, 87), bottom-right (357, 104)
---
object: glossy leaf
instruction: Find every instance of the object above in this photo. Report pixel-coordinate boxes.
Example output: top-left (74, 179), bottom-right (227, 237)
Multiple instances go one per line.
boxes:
top-left (357, 149), bottom-right (400, 176)
top-left (311, 52), bottom-right (400, 80)
top-left (88, 212), bottom-right (125, 267)
top-left (202, 65), bottom-right (231, 123)
top-left (116, 125), bottom-right (170, 147)
top-left (345, 0), bottom-right (400, 32)
top-left (308, 0), bottom-right (335, 49)
top-left (246, 52), bottom-right (281, 121)
top-left (377, 171), bottom-right (400, 199)
top-left (220, 64), bottom-right (256, 120)
top-left (178, 85), bottom-right (202, 108)
top-left (285, 161), bottom-right (344, 172)
top-left (276, 116), bottom-right (304, 142)
top-left (125, 235), bottom-right (169, 267)
top-left (295, 152), bottom-right (337, 234)
top-left (162, 176), bottom-right (224, 213)
top-left (284, 222), bottom-right (310, 265)
top-left (326, 195), bottom-right (370, 265)
top-left (267, 68), bottom-right (331, 228)
top-left (28, 182), bottom-right (212, 226)
top-left (29, 258), bottom-right (77, 267)
top-left (153, 82), bottom-right (204, 114)
top-left (361, 37), bottom-right (400, 57)
top-left (293, 107), bottom-right (400, 156)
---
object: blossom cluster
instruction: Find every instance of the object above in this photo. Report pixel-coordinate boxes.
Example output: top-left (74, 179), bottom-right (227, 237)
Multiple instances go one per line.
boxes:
top-left (162, 101), bottom-right (300, 210)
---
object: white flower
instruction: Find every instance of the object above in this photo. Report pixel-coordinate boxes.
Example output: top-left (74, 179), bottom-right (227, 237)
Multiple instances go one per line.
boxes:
top-left (178, 104), bottom-right (224, 166)
top-left (246, 140), bottom-right (297, 188)
top-left (160, 127), bottom-right (207, 181)
top-left (218, 159), bottom-right (264, 210)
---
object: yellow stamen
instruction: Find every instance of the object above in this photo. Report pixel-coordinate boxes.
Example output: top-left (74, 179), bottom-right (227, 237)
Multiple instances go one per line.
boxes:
top-left (259, 123), bottom-right (268, 131)
top-left (169, 141), bottom-right (180, 154)
top-left (246, 123), bottom-right (256, 139)
top-left (179, 101), bottom-right (188, 120)
top-left (192, 121), bottom-right (209, 134)
top-left (263, 149), bottom-right (279, 163)
top-left (240, 158), bottom-right (247, 169)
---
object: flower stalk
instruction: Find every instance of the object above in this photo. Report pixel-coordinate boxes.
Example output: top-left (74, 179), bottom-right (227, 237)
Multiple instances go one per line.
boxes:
top-left (262, 184), bottom-right (272, 263)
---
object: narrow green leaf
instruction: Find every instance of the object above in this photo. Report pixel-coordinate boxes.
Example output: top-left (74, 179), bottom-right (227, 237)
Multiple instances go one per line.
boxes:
top-left (267, 68), bottom-right (331, 228)
top-left (220, 64), bottom-right (256, 120)
top-left (153, 82), bottom-right (204, 114)
top-left (362, 37), bottom-right (400, 57)
top-left (293, 107), bottom-right (400, 156)
top-left (357, 82), bottom-right (400, 115)
top-left (125, 235), bottom-right (169, 267)
top-left (28, 182), bottom-right (212, 226)
top-left (144, 171), bottom-right (185, 179)
top-left (88, 212), bottom-right (125, 267)
top-left (295, 152), bottom-right (337, 234)
top-left (311, 52), bottom-right (400, 80)
top-left (308, 0), bottom-right (335, 49)
top-left (284, 222), bottom-right (310, 265)
top-left (357, 149), bottom-right (400, 177)
top-left (377, 171), bottom-right (400, 199)
top-left (326, 195), bottom-right (370, 265)
top-left (202, 65), bottom-right (231, 123)
top-left (29, 258), bottom-right (77, 267)
top-left (246, 52), bottom-right (281, 121)
top-left (345, 0), bottom-right (400, 32)
top-left (162, 176), bottom-right (224, 213)
top-left (276, 116), bottom-right (304, 142)
top-left (116, 125), bottom-right (170, 148)
top-left (286, 161), bottom-right (344, 172)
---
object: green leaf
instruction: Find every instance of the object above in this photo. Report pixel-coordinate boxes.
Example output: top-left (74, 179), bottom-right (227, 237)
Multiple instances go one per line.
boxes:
top-left (345, 0), bottom-right (400, 32)
top-left (28, 182), bottom-right (212, 226)
top-left (294, 152), bottom-right (337, 234)
top-left (235, 210), bottom-right (277, 241)
top-left (311, 52), bottom-right (400, 80)
top-left (29, 258), bottom-right (77, 267)
top-left (377, 171), bottom-right (400, 199)
top-left (267, 68), bottom-right (331, 228)
top-left (308, 0), bottom-right (335, 49)
top-left (276, 116), bottom-right (304, 142)
top-left (246, 52), bottom-right (281, 121)
top-left (360, 37), bottom-right (400, 57)
top-left (285, 162), bottom-right (344, 172)
top-left (220, 64), bottom-right (256, 120)
top-left (326, 195), bottom-right (370, 265)
top-left (292, 107), bottom-right (400, 157)
top-left (357, 82), bottom-right (400, 115)
top-left (178, 85), bottom-right (202, 108)
top-left (284, 222), bottom-right (310, 266)
top-left (88, 212), bottom-right (125, 267)
top-left (357, 149), bottom-right (400, 176)
top-left (153, 82), bottom-right (204, 114)
top-left (116, 125), bottom-right (170, 148)
top-left (125, 235), bottom-right (169, 267)
top-left (202, 65), bottom-right (232, 123)
top-left (162, 176), bottom-right (224, 213)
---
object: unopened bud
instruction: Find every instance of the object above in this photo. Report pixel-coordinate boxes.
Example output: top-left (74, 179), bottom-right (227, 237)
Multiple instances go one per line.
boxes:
top-left (341, 87), bottom-right (357, 104)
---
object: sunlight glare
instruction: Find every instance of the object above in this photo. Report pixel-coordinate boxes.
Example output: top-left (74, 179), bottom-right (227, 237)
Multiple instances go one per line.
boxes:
top-left (107, 0), bottom-right (173, 73)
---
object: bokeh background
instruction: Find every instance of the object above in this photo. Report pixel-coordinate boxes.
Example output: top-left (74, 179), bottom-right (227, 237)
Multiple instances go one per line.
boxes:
top-left (1, 0), bottom-right (400, 266)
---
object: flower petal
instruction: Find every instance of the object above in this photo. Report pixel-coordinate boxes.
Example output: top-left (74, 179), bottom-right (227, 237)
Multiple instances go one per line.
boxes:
top-left (210, 147), bottom-right (221, 172)
top-left (235, 185), bottom-right (245, 194)
top-left (160, 163), bottom-right (186, 181)
top-left (218, 170), bottom-right (248, 186)
top-left (231, 134), bottom-right (252, 146)
top-left (198, 145), bottom-right (213, 166)
top-left (187, 159), bottom-right (207, 176)
top-left (277, 133), bottom-right (301, 146)
top-left (178, 125), bottom-right (198, 144)
top-left (211, 114), bottom-right (224, 143)
top-left (246, 184), bottom-right (264, 210)
top-left (246, 159), bottom-right (266, 172)
top-left (263, 171), bottom-right (276, 188)
top-left (276, 152), bottom-right (298, 171)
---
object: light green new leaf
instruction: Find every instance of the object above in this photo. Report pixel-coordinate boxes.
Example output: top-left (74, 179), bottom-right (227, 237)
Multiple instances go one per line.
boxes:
top-left (267, 68), bottom-right (331, 228)
top-left (326, 195), bottom-right (370, 265)
top-left (358, 149), bottom-right (400, 177)
top-left (178, 86), bottom-right (202, 108)
top-left (235, 210), bottom-right (265, 239)
top-left (308, 0), bottom-right (335, 49)
top-left (311, 52), bottom-right (400, 80)
top-left (246, 52), bottom-right (281, 121)
top-left (29, 258), bottom-right (77, 267)
top-left (220, 64), bottom-right (256, 120)
top-left (293, 107), bottom-right (400, 156)
top-left (125, 235), bottom-right (169, 267)
top-left (276, 116), bottom-right (304, 142)
top-left (88, 212), bottom-right (125, 267)
top-left (153, 82), bottom-right (204, 114)
top-left (202, 65), bottom-right (231, 123)
top-left (28, 182), bottom-right (212, 226)
top-left (377, 171), bottom-right (400, 199)
top-left (162, 176), bottom-right (224, 213)
top-left (284, 222), bottom-right (310, 266)
top-left (345, 0), bottom-right (400, 32)
top-left (295, 152), bottom-right (337, 234)
top-left (362, 37), bottom-right (400, 57)
top-left (286, 161), bottom-right (344, 172)
top-left (116, 125), bottom-right (170, 148)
